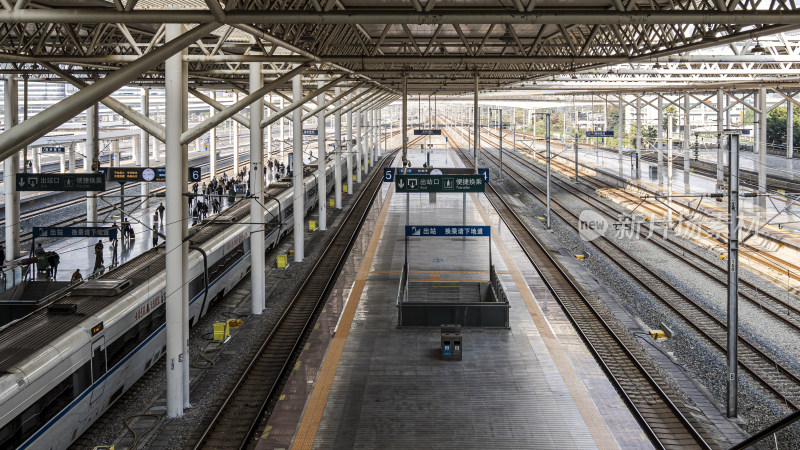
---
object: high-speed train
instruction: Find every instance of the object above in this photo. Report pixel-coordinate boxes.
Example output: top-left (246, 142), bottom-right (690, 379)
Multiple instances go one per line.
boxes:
top-left (0, 158), bottom-right (346, 449)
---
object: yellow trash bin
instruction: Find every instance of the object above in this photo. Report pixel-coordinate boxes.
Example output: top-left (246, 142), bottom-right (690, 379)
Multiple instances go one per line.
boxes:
top-left (329, 198), bottom-right (335, 207)
top-left (309, 220), bottom-right (316, 231)
top-left (343, 185), bottom-right (348, 193)
top-left (213, 322), bottom-right (229, 341)
top-left (277, 254), bottom-right (287, 268)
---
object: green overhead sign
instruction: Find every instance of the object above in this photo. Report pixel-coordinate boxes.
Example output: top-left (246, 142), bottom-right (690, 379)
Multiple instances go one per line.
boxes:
top-left (395, 174), bottom-right (485, 193)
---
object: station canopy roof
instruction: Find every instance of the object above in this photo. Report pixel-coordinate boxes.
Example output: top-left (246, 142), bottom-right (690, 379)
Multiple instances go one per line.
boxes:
top-left (1, 1), bottom-right (800, 95)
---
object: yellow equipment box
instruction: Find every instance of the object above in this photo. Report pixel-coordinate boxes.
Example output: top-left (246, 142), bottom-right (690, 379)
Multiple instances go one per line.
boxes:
top-left (575, 254), bottom-right (585, 260)
top-left (227, 318), bottom-right (242, 329)
top-left (649, 329), bottom-right (666, 339)
top-left (342, 185), bottom-right (348, 193)
top-left (277, 254), bottom-right (287, 268)
top-left (353, 174), bottom-right (357, 181)
top-left (329, 198), bottom-right (335, 207)
top-left (309, 220), bottom-right (317, 231)
top-left (213, 322), bottom-right (229, 341)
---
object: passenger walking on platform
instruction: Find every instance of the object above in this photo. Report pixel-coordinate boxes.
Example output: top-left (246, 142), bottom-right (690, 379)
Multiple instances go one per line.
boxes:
top-left (48, 252), bottom-right (60, 279)
top-left (93, 240), bottom-right (104, 273)
top-left (212, 198), bottom-right (220, 214)
top-left (157, 202), bottom-right (165, 222)
top-left (153, 211), bottom-right (159, 229)
top-left (152, 231), bottom-right (159, 248)
top-left (34, 243), bottom-right (45, 257)
top-left (71, 269), bottom-right (82, 284)
top-left (110, 225), bottom-right (119, 268)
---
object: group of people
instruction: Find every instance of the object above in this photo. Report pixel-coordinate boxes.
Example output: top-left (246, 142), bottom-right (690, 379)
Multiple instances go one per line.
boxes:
top-left (31, 242), bottom-right (61, 280)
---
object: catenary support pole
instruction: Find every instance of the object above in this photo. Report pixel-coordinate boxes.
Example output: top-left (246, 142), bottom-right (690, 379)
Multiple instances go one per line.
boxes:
top-left (402, 75), bottom-right (408, 166)
top-left (317, 80), bottom-right (327, 230)
top-left (250, 61), bottom-right (266, 314)
top-left (164, 22), bottom-right (188, 418)
top-left (347, 98), bottom-right (353, 195)
top-left (334, 87), bottom-right (342, 208)
top-left (758, 88), bottom-right (767, 210)
top-left (233, 100), bottom-right (239, 175)
top-left (727, 132), bottom-right (740, 418)
top-left (658, 95), bottom-right (664, 184)
top-left (788, 98), bottom-right (794, 159)
top-left (635, 94), bottom-right (642, 179)
top-left (718, 90), bottom-right (724, 185)
top-left (684, 94), bottom-right (691, 184)
top-left (293, 75), bottom-right (304, 262)
top-left (618, 94), bottom-right (624, 173)
top-left (86, 104), bottom-right (98, 224)
top-left (356, 110), bottom-right (362, 183)
top-left (141, 87), bottom-right (151, 208)
top-left (546, 113), bottom-right (551, 229)
top-left (473, 74), bottom-right (479, 173)
top-left (4, 75), bottom-right (19, 261)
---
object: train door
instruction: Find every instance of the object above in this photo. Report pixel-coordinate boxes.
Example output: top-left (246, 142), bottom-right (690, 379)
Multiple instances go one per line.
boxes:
top-left (89, 337), bottom-right (107, 404)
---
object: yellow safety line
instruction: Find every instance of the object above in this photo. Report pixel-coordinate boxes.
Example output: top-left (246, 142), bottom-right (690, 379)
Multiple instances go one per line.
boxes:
top-left (470, 191), bottom-right (621, 450)
top-left (290, 185), bottom-right (395, 450)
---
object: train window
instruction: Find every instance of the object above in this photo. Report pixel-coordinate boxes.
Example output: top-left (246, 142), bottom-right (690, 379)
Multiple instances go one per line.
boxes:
top-left (0, 421), bottom-right (16, 448)
top-left (40, 374), bottom-right (72, 424)
top-left (72, 362), bottom-right (91, 396)
top-left (106, 304), bottom-right (166, 370)
top-left (18, 401), bottom-right (41, 443)
top-left (91, 346), bottom-right (106, 382)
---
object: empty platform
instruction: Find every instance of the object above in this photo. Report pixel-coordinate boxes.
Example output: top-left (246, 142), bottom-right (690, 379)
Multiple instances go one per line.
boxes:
top-left (255, 148), bottom-right (651, 449)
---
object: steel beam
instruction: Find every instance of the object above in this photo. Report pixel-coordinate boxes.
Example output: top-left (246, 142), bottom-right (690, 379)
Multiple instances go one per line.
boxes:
top-left (5, 9), bottom-right (800, 25)
top-left (260, 76), bottom-right (344, 129)
top-left (183, 64), bottom-right (308, 143)
top-left (302, 82), bottom-right (364, 121)
top-left (0, 21), bottom-right (219, 162)
top-left (189, 88), bottom-right (249, 129)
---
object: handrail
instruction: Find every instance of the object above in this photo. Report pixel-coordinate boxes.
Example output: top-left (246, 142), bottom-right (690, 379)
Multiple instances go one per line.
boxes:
top-left (729, 409), bottom-right (800, 450)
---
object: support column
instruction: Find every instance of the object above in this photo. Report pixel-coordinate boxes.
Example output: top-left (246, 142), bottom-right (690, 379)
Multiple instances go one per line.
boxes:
top-left (164, 22), bottom-right (188, 418)
top-left (788, 98), bottom-right (794, 159)
top-left (250, 62), bottom-right (266, 314)
top-left (473, 75), bottom-right (479, 172)
top-left (347, 99), bottom-right (354, 195)
top-left (657, 95), bottom-right (664, 184)
top-left (727, 132), bottom-right (740, 418)
top-left (209, 92), bottom-right (217, 179)
top-left (69, 143), bottom-right (76, 173)
top-left (280, 97), bottom-right (286, 159)
top-left (233, 115), bottom-right (239, 176)
top-left (758, 88), bottom-right (767, 210)
top-left (718, 90), bottom-right (725, 185)
top-left (111, 140), bottom-right (120, 167)
top-left (317, 80), bottom-right (327, 230)
top-left (141, 87), bottom-right (151, 208)
top-left (86, 104), bottom-right (98, 224)
top-left (4, 75), bottom-right (19, 262)
top-left (33, 146), bottom-right (40, 173)
top-left (293, 75), bottom-right (305, 262)
top-left (334, 87), bottom-right (342, 208)
top-left (684, 94), bottom-right (691, 183)
top-left (356, 110), bottom-right (362, 183)
top-left (59, 152), bottom-right (66, 173)
top-left (266, 95), bottom-right (272, 177)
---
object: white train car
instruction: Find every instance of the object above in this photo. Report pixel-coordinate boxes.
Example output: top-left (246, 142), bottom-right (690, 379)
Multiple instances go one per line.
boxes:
top-left (0, 161), bottom-right (342, 449)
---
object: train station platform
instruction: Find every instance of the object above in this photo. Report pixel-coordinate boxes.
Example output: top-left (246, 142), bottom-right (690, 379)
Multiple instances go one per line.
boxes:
top-left (256, 148), bottom-right (651, 449)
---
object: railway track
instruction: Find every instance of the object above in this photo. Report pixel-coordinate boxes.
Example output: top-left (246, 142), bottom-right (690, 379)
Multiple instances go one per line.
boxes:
top-left (450, 128), bottom-right (800, 412)
top-left (481, 127), bottom-right (800, 336)
top-left (191, 150), bottom-right (398, 449)
top-left (446, 140), bottom-right (713, 449)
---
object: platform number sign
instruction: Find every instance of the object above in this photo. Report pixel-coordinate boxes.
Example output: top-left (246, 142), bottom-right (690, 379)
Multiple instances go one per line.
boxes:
top-left (477, 168), bottom-right (490, 183)
top-left (188, 167), bottom-right (202, 182)
top-left (383, 168), bottom-right (395, 182)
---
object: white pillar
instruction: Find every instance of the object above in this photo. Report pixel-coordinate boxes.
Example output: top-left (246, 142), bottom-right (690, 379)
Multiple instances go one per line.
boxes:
top-left (618, 94), bottom-right (624, 171)
top-left (181, 56), bottom-right (190, 409)
top-left (293, 75), bottom-right (305, 262)
top-left (317, 80), bottom-right (327, 230)
top-left (356, 110), bottom-right (362, 183)
top-left (347, 102), bottom-right (354, 195)
top-left (635, 94), bottom-right (642, 178)
top-left (266, 95), bottom-right (272, 178)
top-left (758, 88), bottom-right (767, 205)
top-left (69, 142), bottom-right (76, 173)
top-left (280, 96), bottom-right (286, 159)
top-left (209, 92), bottom-right (217, 179)
top-left (153, 136), bottom-right (161, 163)
top-left (788, 99), bottom-right (794, 159)
top-left (233, 108), bottom-right (239, 175)
top-left (141, 87), bottom-right (151, 208)
top-left (34, 146), bottom-right (40, 173)
top-left (684, 94), bottom-right (691, 183)
top-left (164, 23), bottom-right (188, 418)
top-left (111, 140), bottom-right (120, 167)
top-left (59, 152), bottom-right (66, 173)
top-left (86, 104), bottom-right (98, 224)
top-left (718, 90), bottom-right (725, 184)
top-left (250, 62), bottom-right (266, 314)
top-left (334, 87), bottom-right (342, 209)
top-left (4, 75), bottom-right (20, 262)
top-left (657, 95), bottom-right (664, 184)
